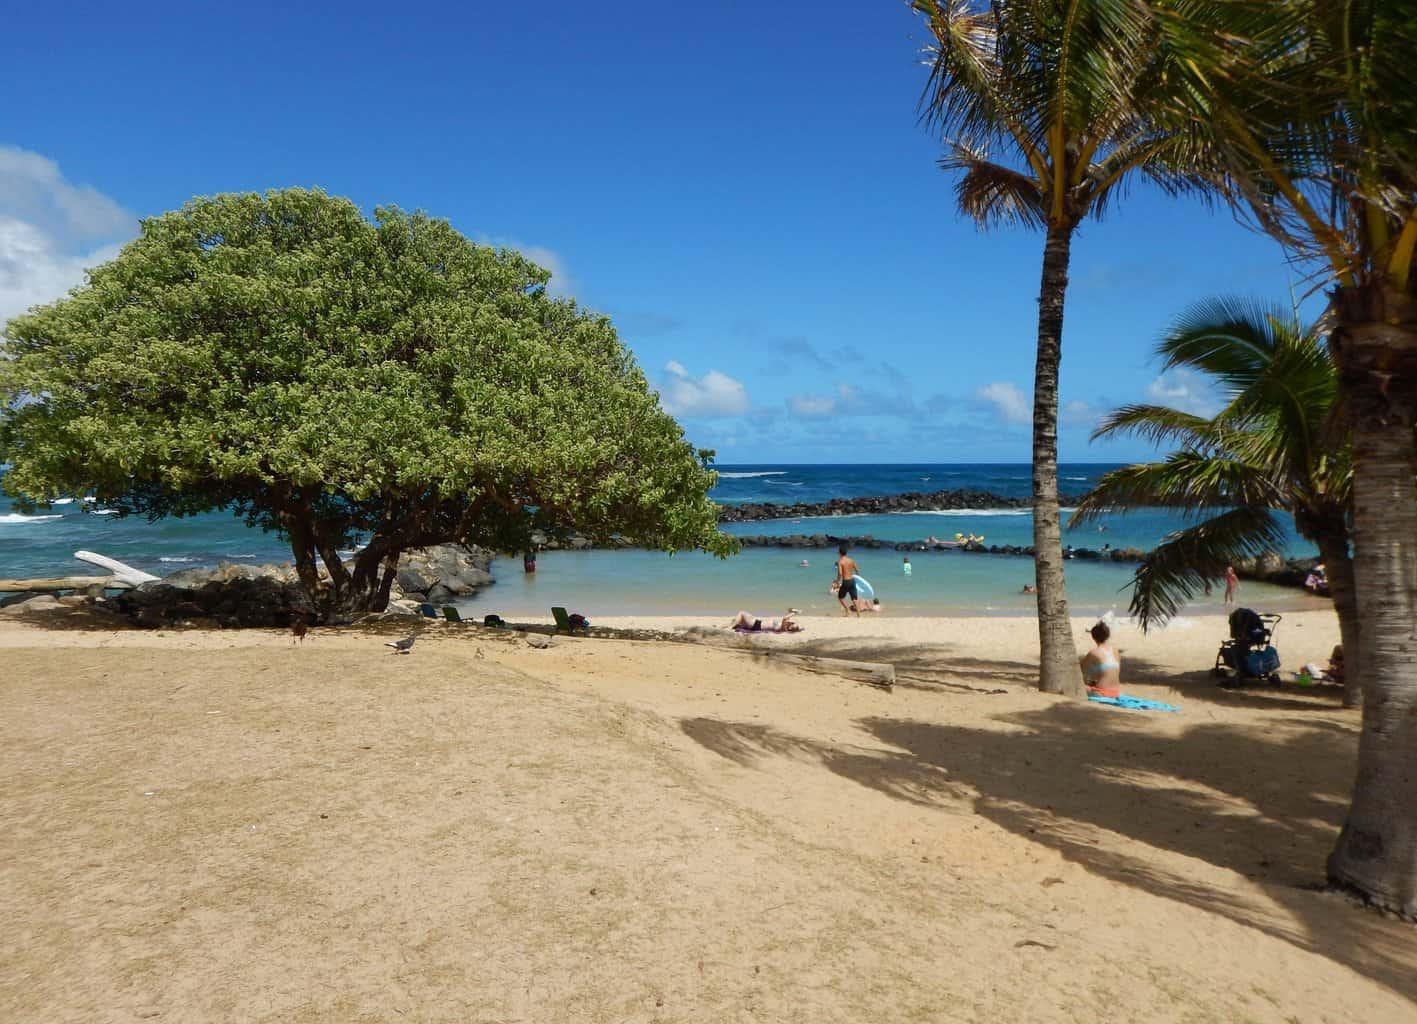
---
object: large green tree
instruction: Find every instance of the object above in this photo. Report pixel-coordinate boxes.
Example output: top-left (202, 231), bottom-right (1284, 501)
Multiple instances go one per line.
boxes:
top-left (1070, 298), bottom-right (1358, 705)
top-left (0, 189), bottom-right (732, 620)
top-left (911, 0), bottom-right (1209, 696)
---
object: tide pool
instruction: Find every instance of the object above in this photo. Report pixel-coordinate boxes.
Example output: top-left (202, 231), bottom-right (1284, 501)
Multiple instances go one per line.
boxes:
top-left (452, 546), bottom-right (1326, 620)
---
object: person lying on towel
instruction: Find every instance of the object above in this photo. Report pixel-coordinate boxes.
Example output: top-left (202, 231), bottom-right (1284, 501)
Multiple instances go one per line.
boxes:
top-left (728, 609), bottom-right (802, 633)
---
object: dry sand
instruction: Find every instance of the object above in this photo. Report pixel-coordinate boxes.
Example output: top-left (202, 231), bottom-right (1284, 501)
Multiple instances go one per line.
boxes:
top-left (1, 607), bottom-right (1414, 1023)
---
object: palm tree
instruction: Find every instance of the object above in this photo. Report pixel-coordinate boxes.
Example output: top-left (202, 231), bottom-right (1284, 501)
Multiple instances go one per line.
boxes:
top-left (911, 0), bottom-right (1212, 696)
top-left (1069, 298), bottom-right (1358, 706)
top-left (1167, 0), bottom-right (1417, 914)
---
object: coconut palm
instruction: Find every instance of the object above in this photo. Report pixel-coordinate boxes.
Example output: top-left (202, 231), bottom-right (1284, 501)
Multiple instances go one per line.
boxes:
top-left (1070, 299), bottom-right (1358, 706)
top-left (911, 0), bottom-right (1214, 696)
top-left (1166, 0), bottom-right (1417, 914)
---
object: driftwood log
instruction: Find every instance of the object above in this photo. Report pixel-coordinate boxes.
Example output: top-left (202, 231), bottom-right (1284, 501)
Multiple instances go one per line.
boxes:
top-left (0, 575), bottom-right (114, 593)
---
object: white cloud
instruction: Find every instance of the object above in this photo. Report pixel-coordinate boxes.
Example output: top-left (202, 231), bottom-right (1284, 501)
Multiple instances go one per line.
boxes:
top-left (0, 147), bottom-right (136, 329)
top-left (1060, 399), bottom-right (1099, 429)
top-left (1147, 369), bottom-right (1220, 417)
top-left (0, 146), bottom-right (133, 244)
top-left (478, 235), bottom-right (575, 298)
top-left (0, 219), bottom-right (122, 326)
top-left (788, 383), bottom-right (868, 419)
top-left (659, 361), bottom-right (750, 418)
top-left (977, 381), bottom-right (1031, 425)
top-left (788, 393), bottom-right (837, 417)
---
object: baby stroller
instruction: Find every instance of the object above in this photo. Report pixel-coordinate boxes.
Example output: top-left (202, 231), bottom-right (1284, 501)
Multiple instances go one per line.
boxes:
top-left (1213, 607), bottom-right (1282, 686)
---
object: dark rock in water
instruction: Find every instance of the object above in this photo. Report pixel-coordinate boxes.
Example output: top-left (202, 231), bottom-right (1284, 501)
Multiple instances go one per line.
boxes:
top-left (716, 487), bottom-right (1082, 523)
top-left (396, 545), bottom-right (494, 602)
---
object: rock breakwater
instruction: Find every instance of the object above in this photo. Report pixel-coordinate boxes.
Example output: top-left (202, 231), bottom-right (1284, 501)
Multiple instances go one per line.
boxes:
top-left (716, 488), bottom-right (1082, 523)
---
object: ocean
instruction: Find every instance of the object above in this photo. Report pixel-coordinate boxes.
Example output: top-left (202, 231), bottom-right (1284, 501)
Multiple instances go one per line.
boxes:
top-left (0, 463), bottom-right (1321, 618)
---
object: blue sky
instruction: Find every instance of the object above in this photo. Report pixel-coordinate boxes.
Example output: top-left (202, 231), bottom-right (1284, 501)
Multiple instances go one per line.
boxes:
top-left (1, 0), bottom-right (1312, 463)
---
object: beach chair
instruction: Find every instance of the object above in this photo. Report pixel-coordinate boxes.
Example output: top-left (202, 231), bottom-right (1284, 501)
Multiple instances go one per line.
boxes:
top-left (419, 603), bottom-right (438, 618)
top-left (442, 606), bottom-right (463, 623)
top-left (552, 606), bottom-right (587, 634)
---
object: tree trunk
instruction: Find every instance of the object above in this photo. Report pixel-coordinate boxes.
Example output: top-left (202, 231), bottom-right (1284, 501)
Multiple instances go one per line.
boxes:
top-left (1032, 223), bottom-right (1084, 697)
top-left (1326, 282), bottom-right (1417, 917)
top-left (1313, 531), bottom-right (1360, 708)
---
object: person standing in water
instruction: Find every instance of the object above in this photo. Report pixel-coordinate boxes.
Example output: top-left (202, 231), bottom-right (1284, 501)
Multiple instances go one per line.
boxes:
top-left (1224, 564), bottom-right (1239, 606)
top-left (902, 556), bottom-right (912, 577)
top-left (834, 543), bottom-right (860, 617)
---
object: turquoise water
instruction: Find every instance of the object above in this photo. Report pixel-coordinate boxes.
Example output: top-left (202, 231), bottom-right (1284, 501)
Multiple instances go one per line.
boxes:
top-left (0, 463), bottom-right (1321, 617)
top-left (456, 546), bottom-right (1323, 619)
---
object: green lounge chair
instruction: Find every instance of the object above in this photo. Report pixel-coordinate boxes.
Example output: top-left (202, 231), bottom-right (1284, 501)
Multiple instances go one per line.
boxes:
top-left (552, 606), bottom-right (587, 634)
top-left (442, 606), bottom-right (463, 623)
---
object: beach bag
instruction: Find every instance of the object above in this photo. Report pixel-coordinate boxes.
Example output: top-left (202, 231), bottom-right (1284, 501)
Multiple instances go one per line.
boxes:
top-left (483, 614), bottom-right (506, 628)
top-left (568, 612), bottom-right (589, 629)
top-left (1244, 646), bottom-right (1281, 677)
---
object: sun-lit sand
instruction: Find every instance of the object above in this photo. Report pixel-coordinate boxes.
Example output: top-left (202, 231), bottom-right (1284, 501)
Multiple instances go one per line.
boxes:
top-left (2, 606), bottom-right (1414, 1022)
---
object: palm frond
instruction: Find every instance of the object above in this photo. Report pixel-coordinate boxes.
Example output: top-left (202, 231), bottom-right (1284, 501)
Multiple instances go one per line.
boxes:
top-left (913, 1), bottom-right (1039, 168)
top-left (1159, 296), bottom-right (1288, 382)
top-left (1070, 450), bottom-right (1284, 525)
top-left (1090, 403), bottom-right (1230, 450)
top-left (943, 143), bottom-right (1047, 229)
top-left (1126, 506), bottom-right (1287, 630)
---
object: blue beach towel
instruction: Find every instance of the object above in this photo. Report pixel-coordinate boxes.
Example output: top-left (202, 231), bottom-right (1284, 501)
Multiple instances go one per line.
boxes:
top-left (1088, 693), bottom-right (1180, 713)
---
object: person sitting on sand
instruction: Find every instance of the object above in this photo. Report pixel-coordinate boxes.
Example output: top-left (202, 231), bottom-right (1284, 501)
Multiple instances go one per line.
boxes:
top-left (1081, 621), bottom-right (1121, 698)
top-left (1327, 643), bottom-right (1344, 684)
top-left (728, 609), bottom-right (802, 633)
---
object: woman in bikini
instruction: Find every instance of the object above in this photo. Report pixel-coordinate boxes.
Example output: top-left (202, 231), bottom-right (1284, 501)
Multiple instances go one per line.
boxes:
top-left (728, 609), bottom-right (802, 633)
top-left (1080, 621), bottom-right (1121, 698)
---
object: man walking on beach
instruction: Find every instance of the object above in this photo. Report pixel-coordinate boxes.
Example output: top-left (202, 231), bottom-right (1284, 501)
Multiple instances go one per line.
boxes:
top-left (835, 544), bottom-right (860, 617)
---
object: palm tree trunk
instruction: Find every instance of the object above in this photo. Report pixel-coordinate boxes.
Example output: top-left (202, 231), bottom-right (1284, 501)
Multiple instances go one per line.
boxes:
top-left (1326, 284), bottom-right (1417, 916)
top-left (1314, 531), bottom-right (1360, 708)
top-left (1032, 223), bottom-right (1084, 697)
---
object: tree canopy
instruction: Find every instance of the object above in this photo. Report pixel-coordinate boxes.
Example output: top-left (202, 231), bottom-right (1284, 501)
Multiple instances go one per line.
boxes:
top-left (0, 188), bottom-right (733, 616)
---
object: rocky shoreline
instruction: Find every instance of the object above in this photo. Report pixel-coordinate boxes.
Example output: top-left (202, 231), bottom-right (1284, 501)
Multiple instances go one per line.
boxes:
top-left (1, 544), bottom-right (495, 629)
top-left (715, 487), bottom-right (1082, 523)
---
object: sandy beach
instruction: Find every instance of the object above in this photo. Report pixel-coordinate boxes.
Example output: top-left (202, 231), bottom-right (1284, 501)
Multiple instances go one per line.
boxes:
top-left (2, 606), bottom-right (1414, 1022)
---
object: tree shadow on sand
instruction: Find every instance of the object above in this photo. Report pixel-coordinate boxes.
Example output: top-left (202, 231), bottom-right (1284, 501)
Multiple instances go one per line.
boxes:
top-left (680, 704), bottom-right (1416, 1001)
top-left (773, 636), bottom-right (1037, 693)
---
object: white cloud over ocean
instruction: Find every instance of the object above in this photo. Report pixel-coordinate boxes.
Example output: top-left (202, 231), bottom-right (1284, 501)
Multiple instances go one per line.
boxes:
top-left (1147, 369), bottom-right (1221, 417)
top-left (0, 145), bottom-right (136, 328)
top-left (660, 361), bottom-right (751, 417)
top-left (976, 381), bottom-right (1031, 425)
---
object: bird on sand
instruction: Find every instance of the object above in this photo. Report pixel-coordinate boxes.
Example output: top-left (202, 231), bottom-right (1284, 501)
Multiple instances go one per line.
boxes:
top-left (291, 617), bottom-right (310, 644)
top-left (385, 635), bottom-right (416, 654)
